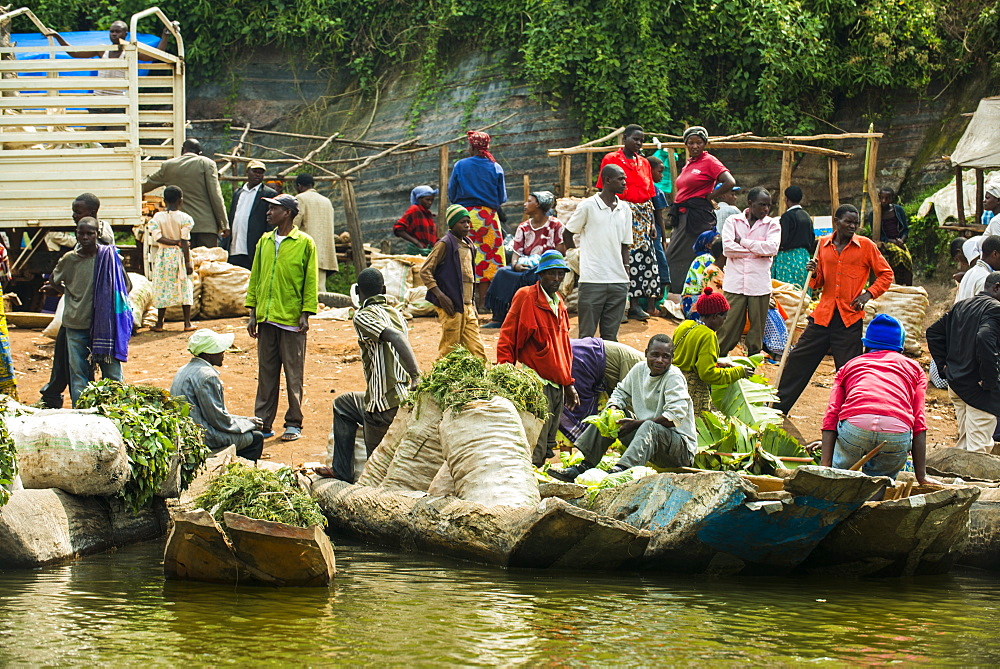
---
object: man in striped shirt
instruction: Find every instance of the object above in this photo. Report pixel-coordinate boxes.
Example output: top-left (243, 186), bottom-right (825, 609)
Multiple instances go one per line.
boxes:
top-left (326, 268), bottom-right (421, 482)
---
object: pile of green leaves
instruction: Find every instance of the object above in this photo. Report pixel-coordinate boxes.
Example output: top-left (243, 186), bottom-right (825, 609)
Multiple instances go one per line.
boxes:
top-left (583, 405), bottom-right (626, 438)
top-left (196, 462), bottom-right (326, 529)
top-left (0, 417), bottom-right (16, 508)
top-left (409, 347), bottom-right (549, 420)
top-left (77, 380), bottom-right (211, 512)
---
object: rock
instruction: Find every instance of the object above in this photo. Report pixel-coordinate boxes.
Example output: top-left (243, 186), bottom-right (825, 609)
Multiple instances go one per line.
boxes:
top-left (927, 447), bottom-right (1000, 481)
top-left (538, 481), bottom-right (587, 501)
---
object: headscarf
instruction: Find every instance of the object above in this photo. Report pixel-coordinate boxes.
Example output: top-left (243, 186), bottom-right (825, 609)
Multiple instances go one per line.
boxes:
top-left (693, 228), bottom-right (718, 254)
top-left (410, 185), bottom-right (439, 206)
top-left (530, 190), bottom-right (556, 214)
top-left (446, 204), bottom-right (470, 228)
top-left (467, 131), bottom-right (496, 163)
top-left (683, 126), bottom-right (709, 143)
top-left (188, 329), bottom-right (235, 356)
top-left (987, 182), bottom-right (1000, 200)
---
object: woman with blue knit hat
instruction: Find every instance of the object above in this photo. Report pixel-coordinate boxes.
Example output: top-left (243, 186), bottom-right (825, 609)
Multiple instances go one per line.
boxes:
top-left (497, 249), bottom-right (579, 465)
top-left (819, 314), bottom-right (936, 484)
top-left (419, 204), bottom-right (487, 360)
top-left (394, 185), bottom-right (439, 255)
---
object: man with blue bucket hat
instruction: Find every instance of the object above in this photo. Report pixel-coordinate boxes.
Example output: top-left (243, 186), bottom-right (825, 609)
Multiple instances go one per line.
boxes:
top-left (819, 314), bottom-right (937, 484)
top-left (497, 250), bottom-right (580, 465)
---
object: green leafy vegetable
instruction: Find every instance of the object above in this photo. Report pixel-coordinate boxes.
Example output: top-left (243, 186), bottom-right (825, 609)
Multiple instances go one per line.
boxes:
top-left (196, 462), bottom-right (326, 528)
top-left (583, 405), bottom-right (626, 438)
top-left (0, 415), bottom-right (16, 508)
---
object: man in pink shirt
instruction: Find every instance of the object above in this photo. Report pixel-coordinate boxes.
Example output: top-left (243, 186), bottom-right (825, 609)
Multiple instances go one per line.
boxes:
top-left (716, 187), bottom-right (781, 355)
top-left (820, 314), bottom-right (936, 484)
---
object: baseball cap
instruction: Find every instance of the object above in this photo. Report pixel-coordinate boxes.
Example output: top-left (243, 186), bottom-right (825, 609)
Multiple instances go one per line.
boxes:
top-left (247, 159), bottom-right (266, 171)
top-left (262, 193), bottom-right (299, 215)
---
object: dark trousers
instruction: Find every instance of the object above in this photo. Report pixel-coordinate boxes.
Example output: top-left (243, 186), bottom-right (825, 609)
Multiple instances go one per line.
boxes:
top-left (776, 310), bottom-right (862, 414)
top-left (237, 431), bottom-right (265, 461)
top-left (534, 384), bottom-right (565, 466)
top-left (577, 282), bottom-right (628, 341)
top-left (39, 327), bottom-right (70, 408)
top-left (191, 232), bottom-right (220, 249)
top-left (254, 322), bottom-right (307, 432)
top-left (717, 292), bottom-right (770, 356)
top-left (331, 391), bottom-right (398, 482)
top-left (228, 253), bottom-right (252, 270)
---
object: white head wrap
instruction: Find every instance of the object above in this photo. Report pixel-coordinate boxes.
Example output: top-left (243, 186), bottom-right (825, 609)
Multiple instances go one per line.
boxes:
top-left (986, 182), bottom-right (1000, 200)
top-left (188, 329), bottom-right (235, 356)
top-left (964, 235), bottom-right (984, 264)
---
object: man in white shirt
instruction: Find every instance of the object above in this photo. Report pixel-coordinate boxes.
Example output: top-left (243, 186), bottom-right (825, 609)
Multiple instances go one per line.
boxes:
top-left (228, 160), bottom-right (277, 269)
top-left (956, 235), bottom-right (1000, 303)
top-left (563, 164), bottom-right (634, 341)
top-left (550, 333), bottom-right (696, 481)
top-left (716, 186), bottom-right (782, 356)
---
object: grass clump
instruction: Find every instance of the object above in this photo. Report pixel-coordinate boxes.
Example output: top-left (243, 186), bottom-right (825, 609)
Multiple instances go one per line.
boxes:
top-left (0, 415), bottom-right (16, 508)
top-left (409, 347), bottom-right (549, 420)
top-left (196, 462), bottom-right (326, 528)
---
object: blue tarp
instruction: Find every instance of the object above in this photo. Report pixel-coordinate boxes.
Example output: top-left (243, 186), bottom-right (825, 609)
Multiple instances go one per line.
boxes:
top-left (10, 31), bottom-right (162, 77)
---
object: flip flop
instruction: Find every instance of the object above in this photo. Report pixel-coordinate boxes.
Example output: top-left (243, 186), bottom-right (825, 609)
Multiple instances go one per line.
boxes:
top-left (281, 426), bottom-right (302, 442)
top-left (183, 326), bottom-right (198, 332)
top-left (150, 327), bottom-right (164, 333)
top-left (261, 430), bottom-right (275, 438)
top-left (312, 466), bottom-right (336, 478)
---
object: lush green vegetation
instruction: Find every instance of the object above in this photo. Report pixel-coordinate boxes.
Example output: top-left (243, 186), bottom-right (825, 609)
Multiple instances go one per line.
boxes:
top-left (27, 0), bottom-right (1000, 135)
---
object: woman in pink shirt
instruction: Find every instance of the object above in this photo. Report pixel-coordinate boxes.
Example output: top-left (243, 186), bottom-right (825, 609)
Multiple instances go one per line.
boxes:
top-left (820, 314), bottom-right (937, 484)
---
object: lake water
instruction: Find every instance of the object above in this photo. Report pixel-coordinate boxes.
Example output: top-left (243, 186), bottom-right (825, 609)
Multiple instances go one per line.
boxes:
top-left (1, 540), bottom-right (999, 666)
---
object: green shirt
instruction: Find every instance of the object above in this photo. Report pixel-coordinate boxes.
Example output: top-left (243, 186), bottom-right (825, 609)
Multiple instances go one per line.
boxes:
top-left (245, 227), bottom-right (319, 327)
top-left (671, 319), bottom-right (744, 387)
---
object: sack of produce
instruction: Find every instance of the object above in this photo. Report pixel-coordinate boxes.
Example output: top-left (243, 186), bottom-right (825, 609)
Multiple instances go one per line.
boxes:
top-left (772, 280), bottom-right (810, 330)
top-left (199, 261), bottom-right (251, 319)
top-left (354, 405), bottom-right (412, 487)
top-left (864, 285), bottom-right (927, 357)
top-left (190, 246), bottom-right (228, 268)
top-left (7, 412), bottom-right (130, 496)
top-left (426, 461), bottom-right (456, 497)
top-left (41, 297), bottom-right (64, 339)
top-left (379, 395), bottom-right (444, 492)
top-left (127, 273), bottom-right (154, 329)
top-left (440, 396), bottom-right (541, 508)
top-left (164, 271), bottom-right (202, 322)
top-left (369, 257), bottom-right (413, 303)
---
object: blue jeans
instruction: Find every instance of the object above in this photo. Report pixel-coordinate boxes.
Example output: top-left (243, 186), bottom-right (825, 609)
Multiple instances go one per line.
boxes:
top-left (831, 419), bottom-right (911, 479)
top-left (65, 328), bottom-right (123, 407)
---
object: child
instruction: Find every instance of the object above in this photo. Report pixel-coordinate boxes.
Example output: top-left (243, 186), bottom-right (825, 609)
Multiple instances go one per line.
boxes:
top-left (647, 156), bottom-right (672, 316)
top-left (419, 204), bottom-right (487, 360)
top-left (148, 185), bottom-right (195, 331)
top-left (681, 232), bottom-right (722, 317)
top-left (394, 185), bottom-right (438, 255)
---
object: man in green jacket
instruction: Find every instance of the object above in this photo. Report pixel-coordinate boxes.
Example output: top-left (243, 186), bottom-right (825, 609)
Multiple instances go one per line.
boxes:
top-left (246, 194), bottom-right (319, 442)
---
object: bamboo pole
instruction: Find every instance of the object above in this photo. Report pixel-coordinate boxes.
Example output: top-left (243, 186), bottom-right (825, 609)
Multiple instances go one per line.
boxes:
top-left (547, 141), bottom-right (852, 158)
top-left (585, 151), bottom-right (594, 189)
top-left (867, 138), bottom-right (881, 241)
top-left (278, 133), bottom-right (340, 176)
top-left (956, 165), bottom-right (966, 225)
top-left (552, 126), bottom-right (624, 154)
top-left (667, 148), bottom-right (678, 196)
top-left (778, 148), bottom-right (793, 215)
top-left (219, 123), bottom-right (251, 176)
top-left (523, 174), bottom-right (530, 202)
top-left (340, 179), bottom-right (367, 275)
top-left (217, 141), bottom-right (342, 177)
top-left (246, 127), bottom-right (399, 148)
top-left (340, 137), bottom-right (421, 177)
top-left (976, 169), bottom-right (985, 224)
top-left (437, 145), bottom-right (449, 239)
top-left (828, 157), bottom-right (840, 217)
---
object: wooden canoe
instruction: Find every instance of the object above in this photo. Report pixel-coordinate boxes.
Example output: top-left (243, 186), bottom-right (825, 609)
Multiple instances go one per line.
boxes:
top-left (960, 487), bottom-right (1000, 571)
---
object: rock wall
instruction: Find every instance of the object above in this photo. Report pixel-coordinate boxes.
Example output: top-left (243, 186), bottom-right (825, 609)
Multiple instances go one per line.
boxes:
top-left (188, 49), bottom-right (997, 251)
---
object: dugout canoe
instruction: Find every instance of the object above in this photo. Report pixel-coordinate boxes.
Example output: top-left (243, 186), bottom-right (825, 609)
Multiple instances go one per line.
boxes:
top-left (959, 487), bottom-right (1000, 571)
top-left (308, 477), bottom-right (651, 570)
top-left (802, 483), bottom-right (981, 577)
top-left (587, 466), bottom-right (889, 575)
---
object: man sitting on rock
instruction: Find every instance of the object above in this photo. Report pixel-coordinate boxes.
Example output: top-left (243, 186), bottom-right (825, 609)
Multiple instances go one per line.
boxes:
top-left (550, 333), bottom-right (697, 481)
top-left (170, 329), bottom-right (264, 461)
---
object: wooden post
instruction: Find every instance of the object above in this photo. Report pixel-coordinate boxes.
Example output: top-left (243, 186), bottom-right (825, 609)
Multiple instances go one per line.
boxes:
top-left (437, 144), bottom-right (449, 239)
top-left (976, 168), bottom-right (985, 225)
top-left (867, 138), bottom-right (881, 241)
top-left (778, 148), bottom-right (793, 215)
top-left (523, 174), bottom-right (530, 202)
top-left (827, 157), bottom-right (840, 218)
top-left (667, 148), bottom-right (678, 197)
top-left (559, 155), bottom-right (572, 198)
top-left (339, 179), bottom-right (367, 276)
top-left (956, 165), bottom-right (965, 226)
top-left (585, 151), bottom-right (594, 189)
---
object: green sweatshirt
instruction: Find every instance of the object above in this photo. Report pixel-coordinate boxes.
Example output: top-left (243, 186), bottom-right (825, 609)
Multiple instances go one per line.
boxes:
top-left (245, 227), bottom-right (319, 327)
top-left (672, 319), bottom-right (744, 386)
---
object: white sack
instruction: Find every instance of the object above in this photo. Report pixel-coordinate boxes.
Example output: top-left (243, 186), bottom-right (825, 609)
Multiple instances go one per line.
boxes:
top-left (199, 261), bottom-right (250, 319)
top-left (379, 395), bottom-right (444, 492)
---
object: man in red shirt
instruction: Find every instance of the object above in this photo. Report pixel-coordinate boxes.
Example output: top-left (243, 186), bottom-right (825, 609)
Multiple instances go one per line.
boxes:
top-left (776, 204), bottom-right (893, 414)
top-left (497, 250), bottom-right (580, 465)
top-left (820, 314), bottom-right (935, 483)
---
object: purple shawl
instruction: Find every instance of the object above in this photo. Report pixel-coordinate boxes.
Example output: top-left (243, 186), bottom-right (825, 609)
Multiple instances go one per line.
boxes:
top-left (559, 337), bottom-right (607, 441)
top-left (90, 244), bottom-right (132, 364)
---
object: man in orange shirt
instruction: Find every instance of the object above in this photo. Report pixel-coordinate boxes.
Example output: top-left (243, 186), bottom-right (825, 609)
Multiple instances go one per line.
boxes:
top-left (497, 250), bottom-right (580, 465)
top-left (776, 204), bottom-right (893, 414)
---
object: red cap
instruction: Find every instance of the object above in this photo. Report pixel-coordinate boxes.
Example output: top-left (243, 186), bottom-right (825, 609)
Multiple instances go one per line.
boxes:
top-left (695, 287), bottom-right (729, 315)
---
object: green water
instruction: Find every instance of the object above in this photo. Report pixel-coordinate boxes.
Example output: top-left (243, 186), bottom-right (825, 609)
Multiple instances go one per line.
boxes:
top-left (1, 540), bottom-right (999, 666)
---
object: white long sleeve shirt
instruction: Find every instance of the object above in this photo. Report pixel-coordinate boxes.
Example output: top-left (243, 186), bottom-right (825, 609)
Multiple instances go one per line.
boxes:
top-left (609, 363), bottom-right (697, 455)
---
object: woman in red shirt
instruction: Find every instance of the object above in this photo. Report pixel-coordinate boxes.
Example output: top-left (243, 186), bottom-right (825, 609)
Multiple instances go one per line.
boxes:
top-left (665, 126), bottom-right (737, 296)
top-left (596, 124), bottom-right (662, 321)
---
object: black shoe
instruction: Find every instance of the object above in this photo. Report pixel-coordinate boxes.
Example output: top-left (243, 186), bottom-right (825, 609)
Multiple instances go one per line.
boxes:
top-left (608, 464), bottom-right (629, 474)
top-left (628, 307), bottom-right (650, 321)
top-left (548, 461), bottom-right (593, 483)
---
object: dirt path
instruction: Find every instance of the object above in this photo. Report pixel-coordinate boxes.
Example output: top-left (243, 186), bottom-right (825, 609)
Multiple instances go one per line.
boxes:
top-left (6, 286), bottom-right (958, 467)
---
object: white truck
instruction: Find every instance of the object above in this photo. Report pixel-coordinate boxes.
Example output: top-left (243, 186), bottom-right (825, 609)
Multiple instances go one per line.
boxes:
top-left (0, 6), bottom-right (185, 275)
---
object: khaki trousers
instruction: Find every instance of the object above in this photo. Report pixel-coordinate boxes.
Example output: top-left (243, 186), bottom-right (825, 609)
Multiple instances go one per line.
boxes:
top-left (434, 303), bottom-right (486, 360)
top-left (949, 387), bottom-right (996, 453)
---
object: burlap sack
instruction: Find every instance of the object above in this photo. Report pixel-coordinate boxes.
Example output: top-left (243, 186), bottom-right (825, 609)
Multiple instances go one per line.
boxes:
top-left (864, 284), bottom-right (928, 357)
top-left (379, 395), bottom-right (444, 492)
top-left (199, 261), bottom-right (250, 319)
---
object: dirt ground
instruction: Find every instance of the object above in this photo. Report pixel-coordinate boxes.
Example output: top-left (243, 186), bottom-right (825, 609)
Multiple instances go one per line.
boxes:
top-left (5, 277), bottom-right (960, 467)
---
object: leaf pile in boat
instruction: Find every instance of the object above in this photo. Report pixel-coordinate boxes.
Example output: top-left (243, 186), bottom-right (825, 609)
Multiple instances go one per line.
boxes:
top-left (77, 379), bottom-right (212, 513)
top-left (0, 411), bottom-right (16, 508)
top-left (196, 462), bottom-right (326, 528)
top-left (409, 347), bottom-right (549, 420)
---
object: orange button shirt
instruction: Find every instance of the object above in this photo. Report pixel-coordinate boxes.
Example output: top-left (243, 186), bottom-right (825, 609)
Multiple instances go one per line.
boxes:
top-left (809, 234), bottom-right (893, 327)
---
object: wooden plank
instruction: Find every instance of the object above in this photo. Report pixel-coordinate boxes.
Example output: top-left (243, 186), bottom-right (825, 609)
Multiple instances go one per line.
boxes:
top-left (585, 151), bottom-right (594, 188)
top-left (437, 144), bottom-right (449, 239)
top-left (0, 131), bottom-right (130, 143)
top-left (137, 127), bottom-right (176, 139)
top-left (778, 148), bottom-right (793, 215)
top-left (828, 157), bottom-right (840, 218)
top-left (340, 179), bottom-right (367, 275)
top-left (0, 59), bottom-right (137, 73)
top-left (956, 165), bottom-right (966, 225)
top-left (867, 139), bottom-right (881, 241)
top-left (137, 94), bottom-right (176, 105)
top-left (559, 155), bottom-right (570, 198)
top-left (523, 174), bottom-right (530, 202)
top-left (976, 169), bottom-right (985, 225)
top-left (549, 140), bottom-right (853, 158)
top-left (0, 78), bottom-right (128, 91)
top-left (0, 96), bottom-right (136, 109)
top-left (553, 126), bottom-right (624, 154)
top-left (0, 113), bottom-right (129, 126)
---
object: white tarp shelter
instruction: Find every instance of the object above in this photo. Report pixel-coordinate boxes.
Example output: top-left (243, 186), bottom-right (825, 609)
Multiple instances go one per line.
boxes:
top-left (951, 97), bottom-right (1000, 169)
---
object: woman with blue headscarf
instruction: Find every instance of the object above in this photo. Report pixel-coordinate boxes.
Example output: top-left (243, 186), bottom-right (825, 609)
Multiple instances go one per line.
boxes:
top-left (680, 229), bottom-right (720, 317)
top-left (394, 185), bottom-right (439, 255)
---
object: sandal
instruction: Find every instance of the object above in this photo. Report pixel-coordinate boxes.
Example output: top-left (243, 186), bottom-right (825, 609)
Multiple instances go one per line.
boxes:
top-left (281, 426), bottom-right (302, 441)
top-left (312, 466), bottom-right (336, 478)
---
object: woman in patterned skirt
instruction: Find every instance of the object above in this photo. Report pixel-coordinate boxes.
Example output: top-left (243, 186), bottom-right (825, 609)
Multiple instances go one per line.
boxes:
top-left (148, 185), bottom-right (195, 332)
top-left (448, 131), bottom-right (508, 311)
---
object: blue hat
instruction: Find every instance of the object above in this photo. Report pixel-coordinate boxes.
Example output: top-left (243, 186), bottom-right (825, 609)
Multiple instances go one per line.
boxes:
top-left (535, 250), bottom-right (570, 273)
top-left (410, 185), bottom-right (438, 206)
top-left (862, 314), bottom-right (905, 352)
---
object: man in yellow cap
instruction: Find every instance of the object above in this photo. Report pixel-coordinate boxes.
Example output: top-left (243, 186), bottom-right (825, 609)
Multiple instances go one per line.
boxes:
top-left (170, 328), bottom-right (265, 461)
top-left (419, 204), bottom-right (487, 359)
top-left (227, 159), bottom-right (278, 269)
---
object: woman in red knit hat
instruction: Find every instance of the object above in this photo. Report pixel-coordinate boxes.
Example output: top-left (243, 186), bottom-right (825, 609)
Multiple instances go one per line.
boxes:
top-left (671, 288), bottom-right (751, 414)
